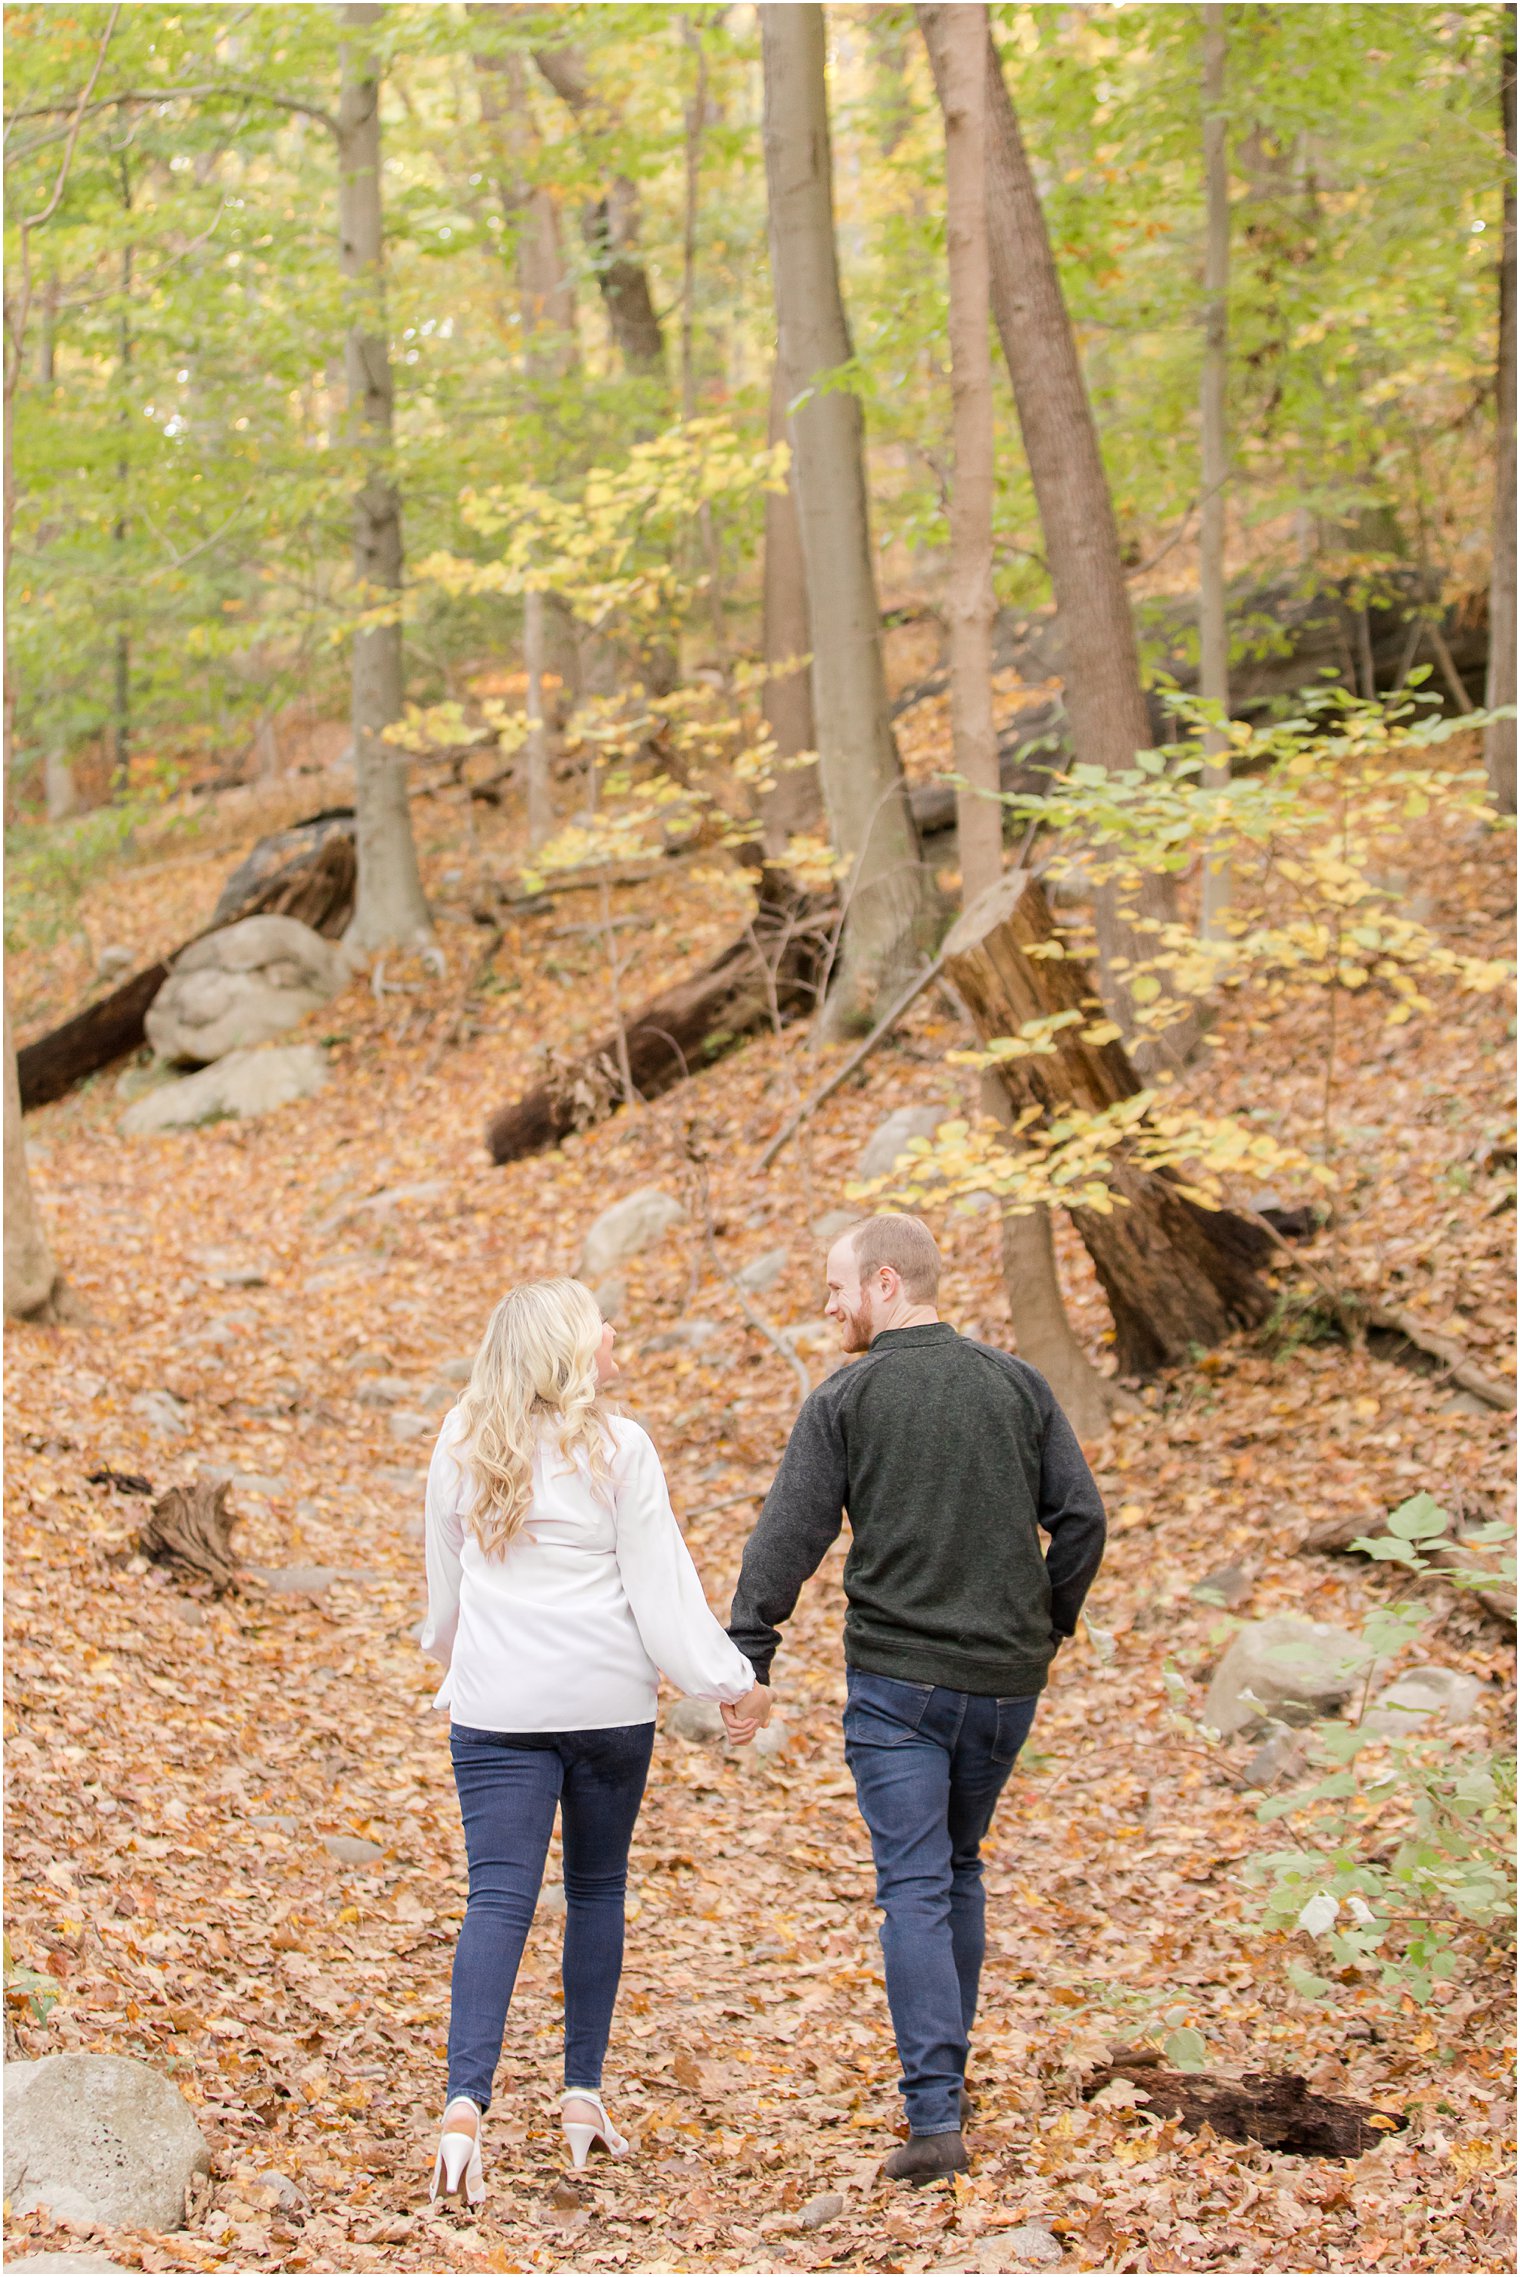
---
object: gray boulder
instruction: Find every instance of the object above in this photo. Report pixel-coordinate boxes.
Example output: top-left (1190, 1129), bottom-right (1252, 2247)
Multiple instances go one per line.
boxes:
top-left (1363, 1665), bottom-right (1482, 1739)
top-left (812, 1210), bottom-right (859, 1243)
top-left (121, 1044), bottom-right (327, 1134)
top-left (4, 2052), bottom-right (210, 2231)
top-left (146, 914), bottom-right (346, 1065)
top-left (579, 1189), bottom-right (685, 1280)
top-left (662, 1697), bottom-right (726, 1742)
top-left (643, 1319), bottom-right (724, 1356)
top-left (1203, 1616), bottom-right (1377, 1739)
top-left (856, 1106), bottom-right (948, 1183)
top-left (737, 1245), bottom-right (789, 1294)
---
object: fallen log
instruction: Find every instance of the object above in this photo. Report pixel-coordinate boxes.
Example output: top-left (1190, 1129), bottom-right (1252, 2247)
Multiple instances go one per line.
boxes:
top-left (941, 869), bottom-right (1275, 1376)
top-left (1365, 1301), bottom-right (1515, 1413)
top-left (17, 813), bottom-right (356, 1112)
top-left (1084, 2047), bottom-right (1405, 2157)
top-left (487, 875), bottom-right (837, 1165)
top-left (1300, 1505), bottom-right (1516, 1629)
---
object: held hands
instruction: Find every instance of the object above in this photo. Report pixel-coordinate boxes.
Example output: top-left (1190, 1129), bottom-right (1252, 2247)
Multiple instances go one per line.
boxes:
top-left (721, 1683), bottom-right (773, 1747)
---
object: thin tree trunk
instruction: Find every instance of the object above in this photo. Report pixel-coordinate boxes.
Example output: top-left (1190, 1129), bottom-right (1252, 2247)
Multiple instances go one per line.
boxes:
top-left (760, 3), bottom-right (928, 1033)
top-left (760, 355), bottom-right (822, 856)
top-left (923, 1), bottom-right (1123, 1441)
top-left (532, 40), bottom-right (667, 379)
top-left (944, 26), bottom-right (1191, 1060)
top-left (473, 28), bottom-right (577, 850)
top-left (1199, 3), bottom-right (1232, 931)
top-left (338, 1), bottom-right (431, 952)
top-left (1487, 9), bottom-right (1517, 816)
top-left (680, 12), bottom-right (726, 660)
top-left (4, 990), bottom-right (65, 1321)
top-left (112, 163), bottom-right (132, 782)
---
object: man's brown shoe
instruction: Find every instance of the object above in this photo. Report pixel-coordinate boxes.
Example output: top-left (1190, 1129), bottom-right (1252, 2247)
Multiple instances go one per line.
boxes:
top-left (880, 2130), bottom-right (968, 2184)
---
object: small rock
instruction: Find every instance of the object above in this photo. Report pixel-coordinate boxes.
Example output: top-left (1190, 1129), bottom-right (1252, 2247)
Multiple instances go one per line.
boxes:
top-left (1362, 1665), bottom-right (1482, 1738)
top-left (662, 1698), bottom-right (726, 1743)
top-left (855, 1106), bottom-right (949, 1183)
top-left (357, 1376), bottom-right (414, 1408)
top-left (812, 1210), bottom-right (860, 1243)
top-left (249, 1566), bottom-right (341, 1596)
top-left (132, 1388), bottom-right (188, 1438)
top-left (1202, 1615), bottom-right (1377, 1740)
top-left (388, 1410), bottom-right (435, 1442)
top-left (1241, 1727), bottom-right (1310, 1790)
top-left (247, 2169), bottom-right (303, 2212)
top-left (643, 1319), bottom-right (724, 1356)
top-left (344, 1349), bottom-right (390, 1374)
top-left (737, 1245), bottom-right (789, 1294)
top-left (799, 2191), bottom-right (846, 2232)
top-left (419, 1378), bottom-right (462, 1410)
top-left (250, 1813), bottom-right (300, 1834)
top-left (116, 1057), bottom-right (178, 1104)
top-left (591, 1275), bottom-right (628, 1319)
top-left (96, 945), bottom-right (135, 983)
top-left (978, 2225), bottom-right (1063, 2272)
top-left (201, 1468), bottom-right (286, 1497)
top-left (122, 1043), bottom-right (327, 1134)
top-left (7, 2257), bottom-right (128, 2273)
top-left (537, 1880), bottom-right (567, 1916)
top-left (1189, 1561), bottom-right (1254, 1609)
top-left (1443, 1389), bottom-right (1493, 1416)
top-left (579, 1188), bottom-right (685, 1280)
top-left (751, 1718), bottom-right (791, 1762)
top-left (322, 1836), bottom-right (383, 1866)
top-left (3, 2051), bottom-right (210, 2231)
top-left (436, 1355), bottom-right (474, 1384)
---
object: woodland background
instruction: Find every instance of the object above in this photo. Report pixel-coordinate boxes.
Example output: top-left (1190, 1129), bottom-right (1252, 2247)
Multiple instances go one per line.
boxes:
top-left (3, 4), bottom-right (1517, 2274)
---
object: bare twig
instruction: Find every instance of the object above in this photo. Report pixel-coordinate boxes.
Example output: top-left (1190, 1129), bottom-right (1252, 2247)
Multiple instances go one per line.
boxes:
top-left (759, 952), bottom-right (947, 1171)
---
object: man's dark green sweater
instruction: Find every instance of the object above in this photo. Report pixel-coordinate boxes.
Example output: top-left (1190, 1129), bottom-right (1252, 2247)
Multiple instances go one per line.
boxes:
top-left (727, 1323), bottom-right (1106, 1698)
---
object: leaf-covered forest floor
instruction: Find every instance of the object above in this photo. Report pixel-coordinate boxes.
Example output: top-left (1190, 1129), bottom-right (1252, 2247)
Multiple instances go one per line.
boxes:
top-left (5, 688), bottom-right (1516, 2275)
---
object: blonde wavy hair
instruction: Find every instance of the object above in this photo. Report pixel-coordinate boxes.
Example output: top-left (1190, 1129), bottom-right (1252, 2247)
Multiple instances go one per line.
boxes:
top-left (455, 1278), bottom-right (615, 1557)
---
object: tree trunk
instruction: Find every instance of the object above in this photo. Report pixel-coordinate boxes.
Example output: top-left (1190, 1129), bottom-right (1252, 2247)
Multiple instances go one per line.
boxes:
top-left (532, 40), bottom-right (667, 379)
top-left (760, 3), bottom-right (928, 1032)
top-left (1487, 10), bottom-right (1517, 816)
top-left (941, 871), bottom-right (1274, 1376)
top-left (922, 2), bottom-right (1125, 1440)
top-left (951, 26), bottom-right (1188, 1056)
top-left (486, 876), bottom-right (836, 1163)
top-left (1199, 3), bottom-right (1233, 931)
top-left (4, 989), bottom-right (66, 1320)
top-left (338, 2), bottom-right (431, 952)
top-left (759, 356), bottom-right (822, 856)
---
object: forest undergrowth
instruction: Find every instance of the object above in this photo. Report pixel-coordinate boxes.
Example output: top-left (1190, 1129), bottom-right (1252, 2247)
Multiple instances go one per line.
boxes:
top-left (4, 713), bottom-right (1515, 2276)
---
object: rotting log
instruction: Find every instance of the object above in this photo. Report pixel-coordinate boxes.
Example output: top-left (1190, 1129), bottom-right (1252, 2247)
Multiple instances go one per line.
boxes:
top-left (17, 813), bottom-right (357, 1112)
top-left (1084, 2047), bottom-right (1405, 2157)
top-left (135, 1479), bottom-right (240, 1594)
top-left (941, 869), bottom-right (1274, 1375)
top-left (487, 874), bottom-right (837, 1165)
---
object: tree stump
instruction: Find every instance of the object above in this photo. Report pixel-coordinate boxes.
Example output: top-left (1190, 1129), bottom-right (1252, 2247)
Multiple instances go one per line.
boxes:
top-left (134, 1480), bottom-right (240, 1594)
top-left (941, 870), bottom-right (1274, 1374)
top-left (1085, 2047), bottom-right (1404, 2157)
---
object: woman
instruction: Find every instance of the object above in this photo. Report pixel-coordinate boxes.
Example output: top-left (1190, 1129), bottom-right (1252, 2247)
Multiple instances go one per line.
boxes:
top-left (420, 1278), bottom-right (768, 2204)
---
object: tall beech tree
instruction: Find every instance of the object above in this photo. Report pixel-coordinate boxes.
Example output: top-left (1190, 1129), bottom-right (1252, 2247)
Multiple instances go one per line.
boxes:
top-left (922, 0), bottom-right (1121, 1439)
top-left (531, 39), bottom-right (667, 382)
top-left (759, 356), bottom-right (822, 857)
top-left (1199, 2), bottom-right (1233, 931)
top-left (923, 23), bottom-right (1189, 1057)
top-left (760, 1), bottom-right (927, 1031)
top-left (1487, 9), bottom-right (1517, 816)
top-left (338, 2), bottom-right (431, 951)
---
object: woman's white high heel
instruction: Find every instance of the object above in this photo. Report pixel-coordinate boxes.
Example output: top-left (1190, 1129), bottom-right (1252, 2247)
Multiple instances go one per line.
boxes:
top-left (430, 2096), bottom-right (486, 2207)
top-left (561, 2088), bottom-right (630, 2169)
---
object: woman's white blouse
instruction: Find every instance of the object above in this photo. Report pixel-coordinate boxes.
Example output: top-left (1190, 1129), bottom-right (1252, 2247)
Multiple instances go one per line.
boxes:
top-left (420, 1407), bottom-right (756, 1731)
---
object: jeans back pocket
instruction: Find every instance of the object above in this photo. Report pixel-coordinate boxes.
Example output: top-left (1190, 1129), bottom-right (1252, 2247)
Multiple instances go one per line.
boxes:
top-left (991, 1694), bottom-right (1038, 1765)
top-left (843, 1671), bottom-right (935, 1749)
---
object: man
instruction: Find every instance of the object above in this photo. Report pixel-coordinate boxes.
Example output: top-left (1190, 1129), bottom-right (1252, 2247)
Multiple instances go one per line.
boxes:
top-left (723, 1212), bottom-right (1106, 2182)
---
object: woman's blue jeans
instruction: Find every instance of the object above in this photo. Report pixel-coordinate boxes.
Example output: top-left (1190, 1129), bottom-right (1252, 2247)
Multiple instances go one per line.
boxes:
top-left (446, 1720), bottom-right (654, 2112)
top-left (842, 1670), bottom-right (1037, 2137)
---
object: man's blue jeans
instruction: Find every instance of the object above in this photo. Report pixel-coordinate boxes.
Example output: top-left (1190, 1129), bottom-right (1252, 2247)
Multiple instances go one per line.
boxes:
top-left (843, 1669), bottom-right (1038, 2136)
top-left (447, 1721), bottom-right (654, 2112)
